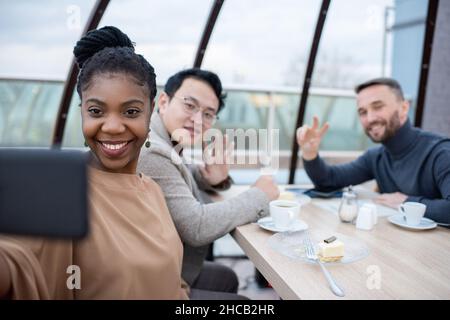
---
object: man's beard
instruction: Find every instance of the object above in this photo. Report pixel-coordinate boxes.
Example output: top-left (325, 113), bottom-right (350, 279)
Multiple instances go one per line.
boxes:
top-left (365, 111), bottom-right (402, 143)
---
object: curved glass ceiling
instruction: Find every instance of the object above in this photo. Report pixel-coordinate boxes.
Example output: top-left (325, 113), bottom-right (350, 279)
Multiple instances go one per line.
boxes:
top-left (311, 0), bottom-right (395, 89)
top-left (201, 0), bottom-right (323, 88)
top-left (0, 0), bottom-right (96, 80)
top-left (98, 0), bottom-right (212, 84)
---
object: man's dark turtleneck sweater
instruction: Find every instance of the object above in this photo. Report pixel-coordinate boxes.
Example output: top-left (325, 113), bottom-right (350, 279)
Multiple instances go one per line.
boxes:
top-left (303, 119), bottom-right (450, 225)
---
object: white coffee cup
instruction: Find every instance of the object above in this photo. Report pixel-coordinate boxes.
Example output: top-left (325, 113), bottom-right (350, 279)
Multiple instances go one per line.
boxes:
top-left (356, 206), bottom-right (375, 230)
top-left (399, 202), bottom-right (426, 226)
top-left (269, 200), bottom-right (300, 230)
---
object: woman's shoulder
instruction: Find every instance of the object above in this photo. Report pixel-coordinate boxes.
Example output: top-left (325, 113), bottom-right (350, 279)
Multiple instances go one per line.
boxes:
top-left (138, 173), bottom-right (166, 196)
top-left (138, 145), bottom-right (185, 175)
top-left (138, 172), bottom-right (156, 185)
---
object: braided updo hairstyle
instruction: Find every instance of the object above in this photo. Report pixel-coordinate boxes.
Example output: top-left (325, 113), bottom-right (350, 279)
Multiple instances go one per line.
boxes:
top-left (73, 26), bottom-right (156, 101)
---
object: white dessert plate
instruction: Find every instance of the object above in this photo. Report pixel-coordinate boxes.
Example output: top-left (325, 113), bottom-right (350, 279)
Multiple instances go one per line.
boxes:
top-left (268, 230), bottom-right (369, 265)
top-left (257, 217), bottom-right (308, 233)
top-left (388, 214), bottom-right (437, 230)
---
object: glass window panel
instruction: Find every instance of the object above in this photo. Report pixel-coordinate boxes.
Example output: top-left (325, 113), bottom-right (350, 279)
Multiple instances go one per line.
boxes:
top-left (0, 79), bottom-right (63, 146)
top-left (0, 0), bottom-right (96, 146)
top-left (202, 0), bottom-right (322, 87)
top-left (0, 0), bottom-right (96, 80)
top-left (311, 0), bottom-right (396, 89)
top-left (391, 0), bottom-right (428, 119)
top-left (217, 88), bottom-right (365, 152)
top-left (61, 90), bottom-right (83, 148)
top-left (98, 0), bottom-right (212, 84)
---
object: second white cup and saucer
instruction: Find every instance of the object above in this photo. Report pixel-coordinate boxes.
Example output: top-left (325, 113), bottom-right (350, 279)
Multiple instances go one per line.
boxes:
top-left (388, 202), bottom-right (437, 230)
top-left (257, 200), bottom-right (308, 233)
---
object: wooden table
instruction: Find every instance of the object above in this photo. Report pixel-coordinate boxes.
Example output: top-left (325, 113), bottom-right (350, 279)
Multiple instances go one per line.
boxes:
top-left (216, 185), bottom-right (450, 300)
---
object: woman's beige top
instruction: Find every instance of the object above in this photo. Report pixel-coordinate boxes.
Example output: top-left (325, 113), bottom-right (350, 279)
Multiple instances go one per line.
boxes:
top-left (0, 167), bottom-right (189, 299)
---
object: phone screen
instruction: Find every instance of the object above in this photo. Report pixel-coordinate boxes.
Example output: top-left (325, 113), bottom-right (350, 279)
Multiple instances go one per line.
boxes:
top-left (284, 187), bottom-right (310, 195)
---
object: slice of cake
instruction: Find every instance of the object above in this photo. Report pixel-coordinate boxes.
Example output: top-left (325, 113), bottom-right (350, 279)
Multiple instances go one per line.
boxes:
top-left (278, 191), bottom-right (295, 201)
top-left (317, 236), bottom-right (344, 262)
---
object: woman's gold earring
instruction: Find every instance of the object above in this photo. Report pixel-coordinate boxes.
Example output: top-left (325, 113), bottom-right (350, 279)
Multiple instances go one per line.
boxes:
top-left (145, 130), bottom-right (151, 148)
top-left (145, 133), bottom-right (151, 148)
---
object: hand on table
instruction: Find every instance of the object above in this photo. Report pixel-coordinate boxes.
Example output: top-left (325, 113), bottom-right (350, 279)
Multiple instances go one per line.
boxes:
top-left (374, 192), bottom-right (408, 209)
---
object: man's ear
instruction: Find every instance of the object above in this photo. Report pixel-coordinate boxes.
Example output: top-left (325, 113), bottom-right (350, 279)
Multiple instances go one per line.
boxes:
top-left (401, 99), bottom-right (410, 120)
top-left (158, 91), bottom-right (170, 115)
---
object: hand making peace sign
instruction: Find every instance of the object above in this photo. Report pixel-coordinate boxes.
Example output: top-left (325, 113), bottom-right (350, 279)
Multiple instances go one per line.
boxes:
top-left (296, 116), bottom-right (330, 161)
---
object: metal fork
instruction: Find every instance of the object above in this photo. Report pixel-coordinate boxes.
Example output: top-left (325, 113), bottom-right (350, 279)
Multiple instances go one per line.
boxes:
top-left (303, 232), bottom-right (345, 297)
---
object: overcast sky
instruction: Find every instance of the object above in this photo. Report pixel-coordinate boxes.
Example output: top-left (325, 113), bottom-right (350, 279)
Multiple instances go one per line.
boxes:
top-left (0, 0), bottom-right (395, 89)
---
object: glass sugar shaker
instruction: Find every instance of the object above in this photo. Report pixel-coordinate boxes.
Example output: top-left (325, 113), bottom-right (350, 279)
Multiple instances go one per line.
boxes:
top-left (338, 186), bottom-right (359, 223)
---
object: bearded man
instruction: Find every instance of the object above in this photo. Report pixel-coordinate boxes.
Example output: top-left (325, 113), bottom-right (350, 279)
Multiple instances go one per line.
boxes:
top-left (296, 78), bottom-right (450, 225)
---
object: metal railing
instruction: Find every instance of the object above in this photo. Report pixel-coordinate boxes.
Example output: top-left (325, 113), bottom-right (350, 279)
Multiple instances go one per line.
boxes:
top-left (0, 77), bottom-right (370, 152)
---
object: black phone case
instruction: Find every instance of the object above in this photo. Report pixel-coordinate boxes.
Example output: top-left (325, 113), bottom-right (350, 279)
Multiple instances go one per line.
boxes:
top-left (0, 149), bottom-right (89, 239)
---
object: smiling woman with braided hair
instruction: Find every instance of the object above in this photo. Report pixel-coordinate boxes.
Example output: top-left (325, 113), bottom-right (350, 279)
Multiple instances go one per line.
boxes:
top-left (0, 26), bottom-right (188, 299)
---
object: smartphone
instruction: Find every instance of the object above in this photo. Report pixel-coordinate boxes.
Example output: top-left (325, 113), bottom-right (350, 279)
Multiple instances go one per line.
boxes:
top-left (284, 187), bottom-right (310, 195)
top-left (0, 148), bottom-right (89, 239)
top-left (303, 188), bottom-right (343, 198)
top-left (284, 186), bottom-right (343, 198)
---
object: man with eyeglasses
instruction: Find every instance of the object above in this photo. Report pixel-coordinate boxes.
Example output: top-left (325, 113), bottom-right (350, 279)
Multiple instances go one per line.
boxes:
top-left (138, 68), bottom-right (279, 299)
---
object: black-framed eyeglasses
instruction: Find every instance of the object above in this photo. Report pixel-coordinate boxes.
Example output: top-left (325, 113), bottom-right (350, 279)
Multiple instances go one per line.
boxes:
top-left (172, 95), bottom-right (219, 125)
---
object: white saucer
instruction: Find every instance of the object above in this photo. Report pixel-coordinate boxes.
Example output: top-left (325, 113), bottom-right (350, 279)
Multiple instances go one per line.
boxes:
top-left (257, 217), bottom-right (308, 233)
top-left (388, 214), bottom-right (437, 230)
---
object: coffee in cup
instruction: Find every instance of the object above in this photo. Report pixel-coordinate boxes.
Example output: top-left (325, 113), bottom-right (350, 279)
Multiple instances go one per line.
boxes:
top-left (269, 200), bottom-right (300, 230)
